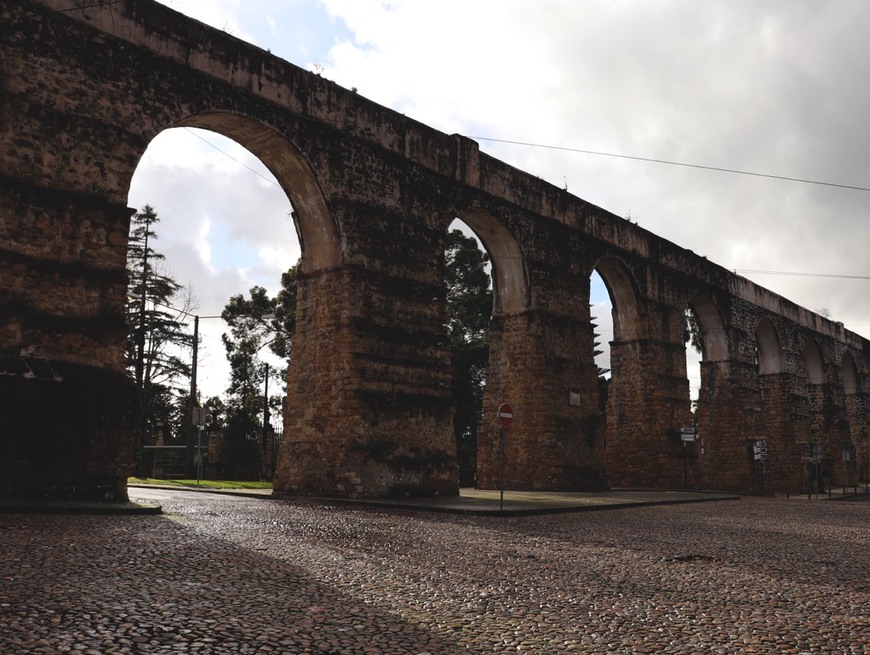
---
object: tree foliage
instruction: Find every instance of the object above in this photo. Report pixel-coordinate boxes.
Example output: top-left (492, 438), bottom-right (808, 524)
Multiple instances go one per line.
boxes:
top-left (220, 261), bottom-right (298, 444)
top-left (684, 307), bottom-right (703, 355)
top-left (444, 229), bottom-right (493, 479)
top-left (125, 205), bottom-right (196, 465)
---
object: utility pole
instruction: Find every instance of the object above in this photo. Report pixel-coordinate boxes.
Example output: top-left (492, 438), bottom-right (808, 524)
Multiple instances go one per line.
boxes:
top-left (261, 362), bottom-right (270, 455)
top-left (261, 363), bottom-right (272, 480)
top-left (186, 315), bottom-right (199, 477)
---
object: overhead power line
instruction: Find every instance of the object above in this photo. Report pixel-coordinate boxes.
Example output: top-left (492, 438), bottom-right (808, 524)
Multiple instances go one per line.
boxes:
top-left (183, 128), bottom-right (282, 189)
top-left (469, 136), bottom-right (870, 193)
top-left (175, 132), bottom-right (870, 285)
top-left (736, 269), bottom-right (870, 281)
top-left (25, 0), bottom-right (128, 19)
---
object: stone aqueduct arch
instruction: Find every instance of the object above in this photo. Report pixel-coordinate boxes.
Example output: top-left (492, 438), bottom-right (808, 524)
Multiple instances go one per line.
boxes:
top-left (2, 0), bottom-right (868, 500)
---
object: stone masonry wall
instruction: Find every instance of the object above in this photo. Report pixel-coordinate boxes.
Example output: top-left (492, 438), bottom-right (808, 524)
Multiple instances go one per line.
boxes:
top-left (1, 0), bottom-right (868, 499)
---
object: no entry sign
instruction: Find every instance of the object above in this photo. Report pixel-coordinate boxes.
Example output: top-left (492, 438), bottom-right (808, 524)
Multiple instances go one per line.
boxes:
top-left (498, 403), bottom-right (514, 428)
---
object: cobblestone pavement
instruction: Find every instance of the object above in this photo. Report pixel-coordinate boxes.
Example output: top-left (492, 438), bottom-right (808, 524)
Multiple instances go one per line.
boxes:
top-left (1, 492), bottom-right (867, 654)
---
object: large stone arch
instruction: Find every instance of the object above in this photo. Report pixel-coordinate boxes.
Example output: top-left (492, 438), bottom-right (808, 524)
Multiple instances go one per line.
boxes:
top-left (756, 318), bottom-right (784, 375)
top-left (446, 208), bottom-right (529, 488)
top-left (797, 335), bottom-right (829, 492)
top-left (172, 114), bottom-right (340, 274)
top-left (688, 294), bottom-right (729, 361)
top-left (686, 294), bottom-right (729, 490)
top-left (803, 337), bottom-right (826, 385)
top-left (594, 257), bottom-right (643, 341)
top-left (128, 114), bottom-right (350, 489)
top-left (839, 351), bottom-right (865, 489)
top-left (456, 207), bottom-right (529, 315)
top-left (598, 257), bottom-right (693, 488)
top-left (841, 351), bottom-right (859, 395)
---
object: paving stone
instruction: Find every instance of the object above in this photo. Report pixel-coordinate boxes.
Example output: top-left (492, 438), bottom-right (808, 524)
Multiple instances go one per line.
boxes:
top-left (0, 494), bottom-right (867, 653)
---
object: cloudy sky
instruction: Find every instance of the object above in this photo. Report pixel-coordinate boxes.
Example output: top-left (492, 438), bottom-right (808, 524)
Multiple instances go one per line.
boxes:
top-left (130, 0), bottom-right (870, 399)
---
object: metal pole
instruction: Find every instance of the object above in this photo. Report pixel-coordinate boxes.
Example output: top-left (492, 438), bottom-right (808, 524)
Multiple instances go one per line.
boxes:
top-left (261, 364), bottom-right (269, 453)
top-left (499, 426), bottom-right (506, 510)
top-left (196, 425), bottom-right (202, 483)
top-left (683, 441), bottom-right (688, 489)
top-left (187, 315), bottom-right (199, 478)
top-left (760, 461), bottom-right (765, 497)
top-left (261, 363), bottom-right (269, 480)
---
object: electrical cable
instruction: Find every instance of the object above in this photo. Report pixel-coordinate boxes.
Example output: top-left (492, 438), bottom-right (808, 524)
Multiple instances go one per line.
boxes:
top-left (182, 128), bottom-right (283, 189)
top-left (469, 136), bottom-right (870, 194)
top-left (735, 269), bottom-right (870, 281)
top-left (22, 0), bottom-right (128, 19)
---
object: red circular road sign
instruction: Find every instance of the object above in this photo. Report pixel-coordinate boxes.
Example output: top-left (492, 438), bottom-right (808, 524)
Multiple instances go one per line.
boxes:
top-left (498, 403), bottom-right (514, 428)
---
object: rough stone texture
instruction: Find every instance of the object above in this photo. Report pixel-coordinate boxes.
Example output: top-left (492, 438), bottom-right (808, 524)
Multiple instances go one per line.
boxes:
top-left (0, 0), bottom-right (868, 499)
top-left (277, 266), bottom-right (456, 498)
top-left (3, 490), bottom-right (869, 653)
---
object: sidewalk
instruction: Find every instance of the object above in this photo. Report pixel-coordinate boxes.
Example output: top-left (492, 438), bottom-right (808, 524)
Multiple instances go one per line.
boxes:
top-left (15, 482), bottom-right (870, 516)
top-left (318, 488), bottom-right (742, 515)
top-left (1, 485), bottom-right (742, 516)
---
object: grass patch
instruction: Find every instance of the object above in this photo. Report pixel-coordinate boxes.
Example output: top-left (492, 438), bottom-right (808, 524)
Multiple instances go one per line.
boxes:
top-left (128, 477), bottom-right (273, 490)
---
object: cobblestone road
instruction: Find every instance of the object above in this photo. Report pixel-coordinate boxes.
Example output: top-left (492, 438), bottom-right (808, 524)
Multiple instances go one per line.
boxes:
top-left (1, 492), bottom-right (867, 654)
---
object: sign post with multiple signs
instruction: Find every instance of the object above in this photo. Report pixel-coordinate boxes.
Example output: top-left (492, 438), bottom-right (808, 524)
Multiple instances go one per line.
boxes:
top-left (752, 439), bottom-right (768, 496)
top-left (498, 403), bottom-right (513, 510)
top-left (681, 427), bottom-right (697, 488)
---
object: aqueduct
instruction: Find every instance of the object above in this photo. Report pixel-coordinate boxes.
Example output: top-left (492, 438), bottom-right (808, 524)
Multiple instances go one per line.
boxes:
top-left (1, 0), bottom-right (868, 500)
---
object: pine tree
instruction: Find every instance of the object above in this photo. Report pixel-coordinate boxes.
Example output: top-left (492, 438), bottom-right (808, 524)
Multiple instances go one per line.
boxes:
top-left (126, 205), bottom-right (196, 472)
